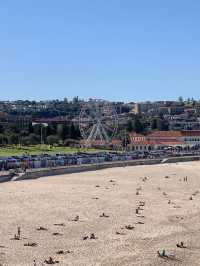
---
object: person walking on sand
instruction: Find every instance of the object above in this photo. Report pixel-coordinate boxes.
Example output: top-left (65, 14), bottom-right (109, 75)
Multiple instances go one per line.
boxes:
top-left (17, 226), bottom-right (21, 238)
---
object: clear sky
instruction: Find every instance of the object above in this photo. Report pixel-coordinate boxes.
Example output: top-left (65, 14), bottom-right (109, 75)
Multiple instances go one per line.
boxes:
top-left (0, 0), bottom-right (200, 102)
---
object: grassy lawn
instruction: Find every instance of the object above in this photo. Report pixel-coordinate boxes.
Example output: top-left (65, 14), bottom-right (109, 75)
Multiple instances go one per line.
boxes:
top-left (0, 145), bottom-right (110, 157)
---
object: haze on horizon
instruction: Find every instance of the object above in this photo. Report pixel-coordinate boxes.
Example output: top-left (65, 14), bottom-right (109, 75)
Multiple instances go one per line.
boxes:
top-left (0, 1), bottom-right (200, 102)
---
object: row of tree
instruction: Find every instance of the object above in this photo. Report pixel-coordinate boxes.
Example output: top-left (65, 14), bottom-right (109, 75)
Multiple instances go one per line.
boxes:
top-left (125, 115), bottom-right (169, 134)
top-left (0, 113), bottom-right (170, 146)
top-left (0, 122), bottom-right (81, 146)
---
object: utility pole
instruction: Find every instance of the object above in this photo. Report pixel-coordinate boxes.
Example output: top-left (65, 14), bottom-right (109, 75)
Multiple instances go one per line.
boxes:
top-left (124, 129), bottom-right (127, 153)
top-left (40, 124), bottom-right (43, 145)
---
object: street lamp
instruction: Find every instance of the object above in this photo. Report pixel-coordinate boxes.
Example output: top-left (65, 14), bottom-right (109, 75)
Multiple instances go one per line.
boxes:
top-left (32, 122), bottom-right (48, 145)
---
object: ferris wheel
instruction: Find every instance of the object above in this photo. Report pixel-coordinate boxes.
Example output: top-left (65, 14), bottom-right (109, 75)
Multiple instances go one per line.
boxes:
top-left (79, 101), bottom-right (118, 146)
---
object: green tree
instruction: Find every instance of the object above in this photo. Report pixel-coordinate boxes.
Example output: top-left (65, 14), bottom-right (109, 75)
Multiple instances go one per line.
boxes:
top-left (46, 135), bottom-right (59, 145)
top-left (156, 118), bottom-right (169, 131)
top-left (28, 133), bottom-right (40, 145)
top-left (7, 134), bottom-right (19, 145)
top-left (0, 124), bottom-right (4, 134)
top-left (133, 118), bottom-right (144, 133)
top-left (0, 134), bottom-right (7, 145)
top-left (151, 118), bottom-right (157, 130)
top-left (69, 123), bottom-right (77, 139)
top-left (57, 124), bottom-right (64, 140)
top-left (127, 120), bottom-right (134, 132)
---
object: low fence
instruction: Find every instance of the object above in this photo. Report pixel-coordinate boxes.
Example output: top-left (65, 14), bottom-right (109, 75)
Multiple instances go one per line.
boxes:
top-left (1, 155), bottom-right (200, 183)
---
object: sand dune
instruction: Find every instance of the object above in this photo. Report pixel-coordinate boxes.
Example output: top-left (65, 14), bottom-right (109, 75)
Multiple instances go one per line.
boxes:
top-left (1, 162), bottom-right (200, 265)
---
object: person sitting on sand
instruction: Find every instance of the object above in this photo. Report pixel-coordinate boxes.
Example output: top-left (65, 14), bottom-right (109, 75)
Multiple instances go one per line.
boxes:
top-left (177, 241), bottom-right (187, 248)
top-left (44, 257), bottom-right (59, 264)
top-left (90, 233), bottom-right (97, 240)
top-left (72, 215), bottom-right (79, 222)
top-left (100, 213), bottom-right (109, 218)
top-left (139, 201), bottom-right (145, 206)
top-left (14, 234), bottom-right (20, 240)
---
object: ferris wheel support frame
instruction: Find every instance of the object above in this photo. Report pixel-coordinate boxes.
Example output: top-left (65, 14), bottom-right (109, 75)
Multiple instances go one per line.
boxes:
top-left (79, 101), bottom-right (119, 147)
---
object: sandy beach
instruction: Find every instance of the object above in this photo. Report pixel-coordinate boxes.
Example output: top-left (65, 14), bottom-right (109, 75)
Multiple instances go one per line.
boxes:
top-left (1, 162), bottom-right (200, 265)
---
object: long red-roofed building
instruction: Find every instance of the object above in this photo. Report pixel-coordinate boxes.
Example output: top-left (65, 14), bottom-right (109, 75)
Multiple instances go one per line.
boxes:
top-left (129, 130), bottom-right (200, 151)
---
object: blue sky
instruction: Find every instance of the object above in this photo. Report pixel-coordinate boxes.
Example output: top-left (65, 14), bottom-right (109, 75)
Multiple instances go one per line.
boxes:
top-left (0, 0), bottom-right (200, 102)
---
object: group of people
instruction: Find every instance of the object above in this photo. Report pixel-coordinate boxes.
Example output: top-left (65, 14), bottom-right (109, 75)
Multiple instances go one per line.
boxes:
top-left (0, 152), bottom-right (139, 172)
top-left (1, 147), bottom-right (197, 173)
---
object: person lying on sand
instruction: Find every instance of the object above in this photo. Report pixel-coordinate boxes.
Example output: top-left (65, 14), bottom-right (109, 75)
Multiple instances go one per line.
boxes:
top-left (99, 213), bottom-right (109, 218)
top-left (54, 223), bottom-right (65, 227)
top-left (24, 242), bottom-right (38, 247)
top-left (52, 232), bottom-right (63, 236)
top-left (44, 257), bottom-right (59, 264)
top-left (136, 221), bottom-right (144, 225)
top-left (116, 231), bottom-right (126, 235)
top-left (157, 250), bottom-right (178, 261)
top-left (56, 250), bottom-right (72, 255)
top-left (37, 226), bottom-right (48, 231)
top-left (157, 250), bottom-right (166, 257)
top-left (82, 233), bottom-right (98, 240)
top-left (125, 225), bottom-right (135, 230)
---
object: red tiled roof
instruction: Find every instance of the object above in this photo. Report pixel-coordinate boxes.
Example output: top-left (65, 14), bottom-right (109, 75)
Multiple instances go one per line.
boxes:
top-left (159, 141), bottom-right (185, 146)
top-left (149, 130), bottom-right (200, 138)
top-left (129, 132), bottom-right (145, 137)
top-left (181, 130), bottom-right (200, 137)
top-left (131, 140), bottom-right (157, 146)
top-left (158, 138), bottom-right (179, 142)
top-left (149, 131), bottom-right (182, 138)
top-left (111, 139), bottom-right (122, 145)
top-left (131, 139), bottom-right (185, 146)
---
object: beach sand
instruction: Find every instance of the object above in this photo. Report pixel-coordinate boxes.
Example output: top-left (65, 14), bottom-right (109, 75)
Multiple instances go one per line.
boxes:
top-left (1, 161), bottom-right (200, 265)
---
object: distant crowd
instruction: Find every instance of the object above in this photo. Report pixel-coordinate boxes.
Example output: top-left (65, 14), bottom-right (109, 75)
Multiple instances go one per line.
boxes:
top-left (0, 152), bottom-right (139, 172)
top-left (0, 150), bottom-right (199, 173)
